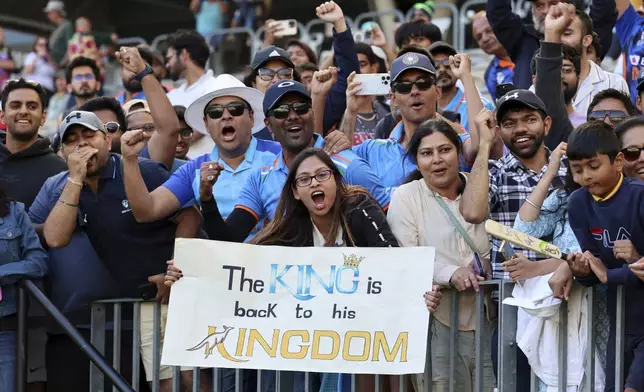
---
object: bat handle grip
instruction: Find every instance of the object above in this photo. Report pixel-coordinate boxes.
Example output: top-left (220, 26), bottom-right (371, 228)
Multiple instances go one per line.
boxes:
top-left (560, 252), bottom-right (568, 261)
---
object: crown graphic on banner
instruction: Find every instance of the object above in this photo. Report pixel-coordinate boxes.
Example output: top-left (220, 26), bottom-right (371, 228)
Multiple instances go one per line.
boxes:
top-left (343, 253), bottom-right (365, 268)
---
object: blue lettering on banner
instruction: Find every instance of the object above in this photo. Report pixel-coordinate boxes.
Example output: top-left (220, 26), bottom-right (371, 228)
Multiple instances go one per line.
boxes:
top-left (269, 264), bottom-right (360, 301)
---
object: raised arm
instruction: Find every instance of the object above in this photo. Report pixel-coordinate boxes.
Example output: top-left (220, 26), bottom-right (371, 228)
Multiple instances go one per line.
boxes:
top-left (119, 130), bottom-right (183, 222)
top-left (485, 0), bottom-right (528, 61)
top-left (539, 3), bottom-right (574, 150)
top-left (589, 0), bottom-right (617, 59)
top-left (616, 0), bottom-right (631, 17)
top-left (116, 47), bottom-right (180, 170)
top-left (460, 109), bottom-right (497, 224)
top-left (44, 146), bottom-right (97, 248)
top-left (310, 67), bottom-right (338, 136)
top-left (316, 1), bottom-right (360, 133)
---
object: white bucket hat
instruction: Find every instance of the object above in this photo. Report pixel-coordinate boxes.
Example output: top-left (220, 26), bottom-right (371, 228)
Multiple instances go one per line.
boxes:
top-left (185, 74), bottom-right (265, 135)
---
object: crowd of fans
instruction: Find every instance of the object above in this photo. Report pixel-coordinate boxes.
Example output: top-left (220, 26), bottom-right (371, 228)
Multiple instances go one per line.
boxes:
top-left (3, 0), bottom-right (644, 391)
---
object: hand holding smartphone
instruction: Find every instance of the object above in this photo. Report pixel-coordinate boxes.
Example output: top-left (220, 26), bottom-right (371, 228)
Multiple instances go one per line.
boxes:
top-left (271, 19), bottom-right (298, 37)
top-left (354, 73), bottom-right (391, 95)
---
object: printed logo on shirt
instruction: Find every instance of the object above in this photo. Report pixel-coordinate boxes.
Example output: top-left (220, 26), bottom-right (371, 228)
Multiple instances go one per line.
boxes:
top-left (121, 199), bottom-right (132, 214)
top-left (590, 227), bottom-right (631, 249)
top-left (630, 55), bottom-right (642, 66)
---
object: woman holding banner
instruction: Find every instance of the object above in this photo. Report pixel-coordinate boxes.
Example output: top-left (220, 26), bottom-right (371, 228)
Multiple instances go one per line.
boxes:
top-left (386, 119), bottom-right (496, 392)
top-left (167, 147), bottom-right (443, 392)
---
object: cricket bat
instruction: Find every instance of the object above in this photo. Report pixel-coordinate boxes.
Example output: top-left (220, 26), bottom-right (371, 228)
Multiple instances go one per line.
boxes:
top-left (485, 220), bottom-right (568, 260)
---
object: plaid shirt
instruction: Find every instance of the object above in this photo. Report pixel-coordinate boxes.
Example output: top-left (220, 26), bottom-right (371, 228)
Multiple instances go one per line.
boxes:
top-left (488, 150), bottom-right (567, 279)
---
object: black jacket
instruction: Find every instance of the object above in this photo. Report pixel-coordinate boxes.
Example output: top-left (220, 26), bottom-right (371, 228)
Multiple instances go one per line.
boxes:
top-left (536, 41), bottom-right (574, 150)
top-left (487, 0), bottom-right (617, 90)
top-left (0, 138), bottom-right (68, 209)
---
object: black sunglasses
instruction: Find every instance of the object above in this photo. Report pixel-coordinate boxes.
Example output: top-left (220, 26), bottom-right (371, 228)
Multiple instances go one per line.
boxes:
top-left (268, 102), bottom-right (311, 120)
top-left (105, 121), bottom-right (120, 134)
top-left (179, 127), bottom-right (194, 139)
top-left (587, 110), bottom-right (627, 124)
top-left (205, 102), bottom-right (250, 119)
top-left (392, 77), bottom-right (435, 94)
top-left (258, 68), bottom-right (293, 82)
top-left (622, 146), bottom-right (644, 162)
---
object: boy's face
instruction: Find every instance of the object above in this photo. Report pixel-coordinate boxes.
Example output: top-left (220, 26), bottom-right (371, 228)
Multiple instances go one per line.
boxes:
top-left (570, 153), bottom-right (624, 198)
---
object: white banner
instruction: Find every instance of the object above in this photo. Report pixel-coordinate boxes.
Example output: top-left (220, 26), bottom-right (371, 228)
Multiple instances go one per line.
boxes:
top-left (162, 239), bottom-right (435, 375)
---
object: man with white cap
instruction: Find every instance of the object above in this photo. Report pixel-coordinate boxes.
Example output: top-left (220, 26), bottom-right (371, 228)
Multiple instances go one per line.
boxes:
top-left (119, 74), bottom-right (280, 236)
top-left (41, 110), bottom-right (202, 391)
top-left (44, 1), bottom-right (73, 65)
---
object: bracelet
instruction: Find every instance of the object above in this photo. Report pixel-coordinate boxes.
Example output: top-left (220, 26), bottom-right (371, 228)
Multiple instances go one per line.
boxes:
top-left (67, 178), bottom-right (83, 187)
top-left (57, 198), bottom-right (79, 208)
top-left (525, 199), bottom-right (541, 210)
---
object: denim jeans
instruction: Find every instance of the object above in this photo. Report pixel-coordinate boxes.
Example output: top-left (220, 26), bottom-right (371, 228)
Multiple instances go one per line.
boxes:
top-left (0, 331), bottom-right (16, 392)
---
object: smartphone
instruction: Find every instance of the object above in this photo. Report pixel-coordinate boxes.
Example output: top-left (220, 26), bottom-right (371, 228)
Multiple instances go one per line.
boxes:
top-left (496, 83), bottom-right (516, 100)
top-left (138, 282), bottom-right (158, 301)
top-left (500, 240), bottom-right (515, 261)
top-left (353, 31), bottom-right (365, 43)
top-left (272, 19), bottom-right (298, 37)
top-left (473, 253), bottom-right (485, 277)
top-left (354, 73), bottom-right (391, 95)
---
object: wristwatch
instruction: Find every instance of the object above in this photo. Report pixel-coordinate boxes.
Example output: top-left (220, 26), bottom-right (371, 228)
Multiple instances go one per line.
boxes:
top-left (134, 64), bottom-right (154, 82)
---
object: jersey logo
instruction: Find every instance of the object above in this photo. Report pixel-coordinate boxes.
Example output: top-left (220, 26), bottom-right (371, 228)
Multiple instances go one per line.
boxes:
top-left (402, 53), bottom-right (419, 65)
top-left (590, 227), bottom-right (631, 249)
top-left (121, 199), bottom-right (132, 214)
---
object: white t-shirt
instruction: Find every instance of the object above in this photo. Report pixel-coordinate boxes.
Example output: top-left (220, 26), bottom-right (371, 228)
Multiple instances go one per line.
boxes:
top-left (166, 69), bottom-right (217, 108)
top-left (312, 222), bottom-right (345, 247)
top-left (23, 52), bottom-right (56, 91)
top-left (186, 135), bottom-right (216, 160)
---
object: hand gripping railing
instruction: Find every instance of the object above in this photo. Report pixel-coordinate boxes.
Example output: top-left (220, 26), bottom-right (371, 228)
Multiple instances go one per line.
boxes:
top-left (15, 280), bottom-right (134, 392)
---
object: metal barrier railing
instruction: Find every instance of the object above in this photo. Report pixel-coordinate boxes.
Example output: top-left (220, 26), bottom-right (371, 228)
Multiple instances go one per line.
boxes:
top-left (353, 10), bottom-right (406, 32)
top-left (82, 279), bottom-right (625, 392)
top-left (457, 0), bottom-right (487, 54)
top-left (404, 3), bottom-right (461, 51)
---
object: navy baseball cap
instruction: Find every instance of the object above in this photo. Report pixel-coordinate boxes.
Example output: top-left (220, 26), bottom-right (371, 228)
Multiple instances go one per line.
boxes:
top-left (496, 89), bottom-right (547, 121)
top-left (428, 41), bottom-right (457, 57)
top-left (263, 80), bottom-right (311, 115)
top-left (251, 46), bottom-right (295, 70)
top-left (390, 52), bottom-right (437, 83)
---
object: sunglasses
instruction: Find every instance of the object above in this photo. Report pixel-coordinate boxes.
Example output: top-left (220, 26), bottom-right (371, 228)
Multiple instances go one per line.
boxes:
top-left (258, 67), bottom-right (293, 82)
top-left (4, 79), bottom-right (41, 90)
top-left (622, 146), bottom-right (644, 162)
top-left (392, 77), bottom-right (435, 94)
top-left (205, 102), bottom-right (249, 119)
top-left (295, 169), bottom-right (333, 187)
top-left (434, 58), bottom-right (450, 67)
top-left (268, 102), bottom-right (311, 120)
top-left (179, 127), bottom-right (194, 139)
top-left (587, 110), bottom-right (627, 124)
top-left (105, 121), bottom-right (120, 133)
top-left (127, 123), bottom-right (156, 132)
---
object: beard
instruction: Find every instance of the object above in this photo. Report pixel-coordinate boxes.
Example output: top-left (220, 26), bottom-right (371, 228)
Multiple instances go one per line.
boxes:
top-left (169, 61), bottom-right (186, 82)
top-left (533, 13), bottom-right (545, 34)
top-left (562, 83), bottom-right (578, 105)
top-left (73, 85), bottom-right (97, 99)
top-left (124, 78), bottom-right (143, 93)
top-left (508, 133), bottom-right (545, 159)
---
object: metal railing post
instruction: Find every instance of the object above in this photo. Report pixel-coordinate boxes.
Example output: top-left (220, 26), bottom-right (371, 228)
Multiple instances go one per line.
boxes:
top-left (474, 288), bottom-right (485, 392)
top-left (91, 303), bottom-right (107, 392)
top-left (585, 286), bottom-right (595, 392)
top-left (498, 280), bottom-right (517, 391)
top-left (615, 286), bottom-right (626, 390)
top-left (457, 0), bottom-right (488, 52)
top-left (16, 285), bottom-right (28, 392)
top-left (448, 294), bottom-right (459, 392)
top-left (558, 300), bottom-right (568, 390)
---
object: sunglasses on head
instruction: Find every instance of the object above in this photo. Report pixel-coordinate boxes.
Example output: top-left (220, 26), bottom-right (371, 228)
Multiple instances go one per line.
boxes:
top-left (587, 110), bottom-right (627, 124)
top-left (179, 127), bottom-right (194, 139)
top-left (268, 102), bottom-right (311, 120)
top-left (105, 121), bottom-right (120, 133)
top-left (205, 102), bottom-right (250, 119)
top-left (258, 68), bottom-right (293, 82)
top-left (392, 76), bottom-right (435, 94)
top-left (622, 146), bottom-right (644, 162)
top-left (4, 79), bottom-right (41, 90)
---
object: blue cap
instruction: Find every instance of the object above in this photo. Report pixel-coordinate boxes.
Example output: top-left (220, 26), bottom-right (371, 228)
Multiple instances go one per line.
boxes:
top-left (263, 80), bottom-right (311, 115)
top-left (390, 52), bottom-right (436, 83)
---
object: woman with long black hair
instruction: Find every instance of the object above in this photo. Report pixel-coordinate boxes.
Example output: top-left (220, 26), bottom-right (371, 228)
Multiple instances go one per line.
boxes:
top-left (0, 188), bottom-right (48, 390)
top-left (167, 148), bottom-right (442, 392)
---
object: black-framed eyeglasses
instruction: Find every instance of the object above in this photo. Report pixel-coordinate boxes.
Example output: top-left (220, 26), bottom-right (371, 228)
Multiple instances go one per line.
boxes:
top-left (205, 102), bottom-right (250, 119)
top-left (622, 146), bottom-right (644, 162)
top-left (127, 123), bottom-right (156, 132)
top-left (179, 127), bottom-right (194, 139)
top-left (295, 169), bottom-right (333, 187)
top-left (258, 67), bottom-right (293, 82)
top-left (105, 121), bottom-right (120, 134)
top-left (392, 77), bottom-right (435, 94)
top-left (587, 110), bottom-right (627, 124)
top-left (267, 101), bottom-right (311, 120)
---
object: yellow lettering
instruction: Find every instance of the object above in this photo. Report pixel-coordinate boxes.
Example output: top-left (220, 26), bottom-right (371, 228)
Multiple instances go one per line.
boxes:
top-left (280, 330), bottom-right (310, 359)
top-left (342, 331), bottom-right (371, 361)
top-left (246, 329), bottom-right (279, 358)
top-left (311, 330), bottom-right (340, 360)
top-left (373, 332), bottom-right (408, 362)
top-left (235, 328), bottom-right (246, 357)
